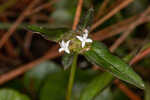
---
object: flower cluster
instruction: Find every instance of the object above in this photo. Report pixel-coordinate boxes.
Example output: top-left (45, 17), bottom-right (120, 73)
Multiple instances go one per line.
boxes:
top-left (58, 29), bottom-right (93, 54)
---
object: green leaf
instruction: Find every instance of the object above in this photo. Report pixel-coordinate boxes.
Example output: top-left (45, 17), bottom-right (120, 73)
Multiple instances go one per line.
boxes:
top-left (0, 88), bottom-right (30, 100)
top-left (23, 61), bottom-right (61, 93)
top-left (80, 72), bottom-right (113, 100)
top-left (40, 70), bottom-right (68, 100)
top-left (94, 87), bottom-right (113, 100)
top-left (40, 69), bottom-right (100, 100)
top-left (26, 25), bottom-right (69, 42)
top-left (84, 41), bottom-right (145, 89)
top-left (62, 53), bottom-right (74, 70)
top-left (78, 8), bottom-right (94, 30)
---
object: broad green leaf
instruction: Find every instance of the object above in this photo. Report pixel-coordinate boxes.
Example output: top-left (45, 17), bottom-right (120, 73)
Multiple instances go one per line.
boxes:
top-left (0, 88), bottom-right (30, 100)
top-left (84, 41), bottom-right (145, 89)
top-left (27, 25), bottom-right (70, 42)
top-left (80, 72), bottom-right (113, 100)
top-left (23, 61), bottom-right (61, 93)
top-left (62, 53), bottom-right (74, 70)
top-left (40, 71), bottom-right (68, 100)
top-left (40, 69), bottom-right (100, 100)
top-left (94, 87), bottom-right (113, 100)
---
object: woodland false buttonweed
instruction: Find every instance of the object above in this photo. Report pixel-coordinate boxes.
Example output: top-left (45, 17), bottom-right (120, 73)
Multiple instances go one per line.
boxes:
top-left (59, 40), bottom-right (70, 54)
top-left (58, 29), bottom-right (93, 54)
top-left (76, 29), bottom-right (93, 48)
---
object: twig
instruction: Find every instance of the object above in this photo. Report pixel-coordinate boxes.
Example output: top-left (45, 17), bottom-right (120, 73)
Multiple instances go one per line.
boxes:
top-left (0, 16), bottom-right (18, 58)
top-left (130, 47), bottom-right (150, 65)
top-left (114, 80), bottom-right (141, 100)
top-left (94, 0), bottom-right (110, 21)
top-left (92, 15), bottom-right (138, 40)
top-left (0, 0), bottom-right (40, 49)
top-left (0, 45), bottom-right (61, 85)
top-left (92, 15), bottom-right (150, 41)
top-left (5, 40), bottom-right (18, 58)
top-left (91, 0), bottom-right (133, 31)
top-left (105, 9), bottom-right (150, 100)
top-left (29, 0), bottom-right (58, 16)
top-left (110, 6), bottom-right (150, 52)
top-left (24, 16), bottom-right (36, 59)
top-left (107, 7), bottom-right (150, 100)
top-left (72, 0), bottom-right (83, 30)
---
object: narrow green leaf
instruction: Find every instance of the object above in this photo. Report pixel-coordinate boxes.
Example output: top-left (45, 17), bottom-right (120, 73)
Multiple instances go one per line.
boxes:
top-left (80, 72), bottom-right (113, 100)
top-left (78, 8), bottom-right (94, 30)
top-left (26, 25), bottom-right (69, 42)
top-left (62, 53), bottom-right (74, 70)
top-left (0, 88), bottom-right (30, 100)
top-left (84, 41), bottom-right (145, 89)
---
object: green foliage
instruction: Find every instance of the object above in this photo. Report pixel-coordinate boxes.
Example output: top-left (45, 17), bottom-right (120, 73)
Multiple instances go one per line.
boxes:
top-left (0, 88), bottom-right (30, 100)
top-left (27, 25), bottom-right (69, 42)
top-left (80, 72), bottom-right (113, 100)
top-left (40, 71), bottom-right (68, 100)
top-left (40, 69), bottom-right (100, 100)
top-left (84, 41), bottom-right (144, 89)
top-left (94, 87), bottom-right (113, 100)
top-left (51, 0), bottom-right (76, 26)
top-left (62, 53), bottom-right (74, 70)
top-left (78, 8), bottom-right (94, 30)
top-left (3, 1), bottom-right (148, 100)
top-left (23, 61), bottom-right (61, 93)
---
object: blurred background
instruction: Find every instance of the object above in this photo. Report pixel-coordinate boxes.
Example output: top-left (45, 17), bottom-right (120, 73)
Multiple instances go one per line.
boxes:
top-left (0, 0), bottom-right (150, 100)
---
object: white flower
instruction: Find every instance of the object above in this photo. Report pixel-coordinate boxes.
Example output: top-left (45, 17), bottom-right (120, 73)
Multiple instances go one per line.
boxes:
top-left (76, 29), bottom-right (93, 48)
top-left (59, 40), bottom-right (70, 54)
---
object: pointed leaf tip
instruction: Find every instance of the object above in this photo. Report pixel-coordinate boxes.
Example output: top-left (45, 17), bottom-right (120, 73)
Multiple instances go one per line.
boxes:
top-left (84, 41), bottom-right (145, 89)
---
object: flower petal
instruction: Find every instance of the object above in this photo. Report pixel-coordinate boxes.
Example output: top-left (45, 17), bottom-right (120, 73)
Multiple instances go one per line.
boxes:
top-left (76, 36), bottom-right (84, 41)
top-left (86, 38), bottom-right (93, 43)
top-left (65, 49), bottom-right (70, 54)
top-left (66, 40), bottom-right (70, 47)
top-left (84, 29), bottom-right (88, 34)
top-left (83, 33), bottom-right (88, 38)
top-left (59, 48), bottom-right (64, 53)
top-left (82, 41), bottom-right (86, 48)
top-left (61, 40), bottom-right (66, 47)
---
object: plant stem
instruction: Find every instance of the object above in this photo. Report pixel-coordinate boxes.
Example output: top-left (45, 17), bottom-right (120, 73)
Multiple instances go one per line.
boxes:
top-left (66, 53), bottom-right (78, 100)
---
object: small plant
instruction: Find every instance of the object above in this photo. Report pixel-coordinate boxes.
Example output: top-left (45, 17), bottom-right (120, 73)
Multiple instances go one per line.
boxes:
top-left (27, 8), bottom-right (144, 100)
